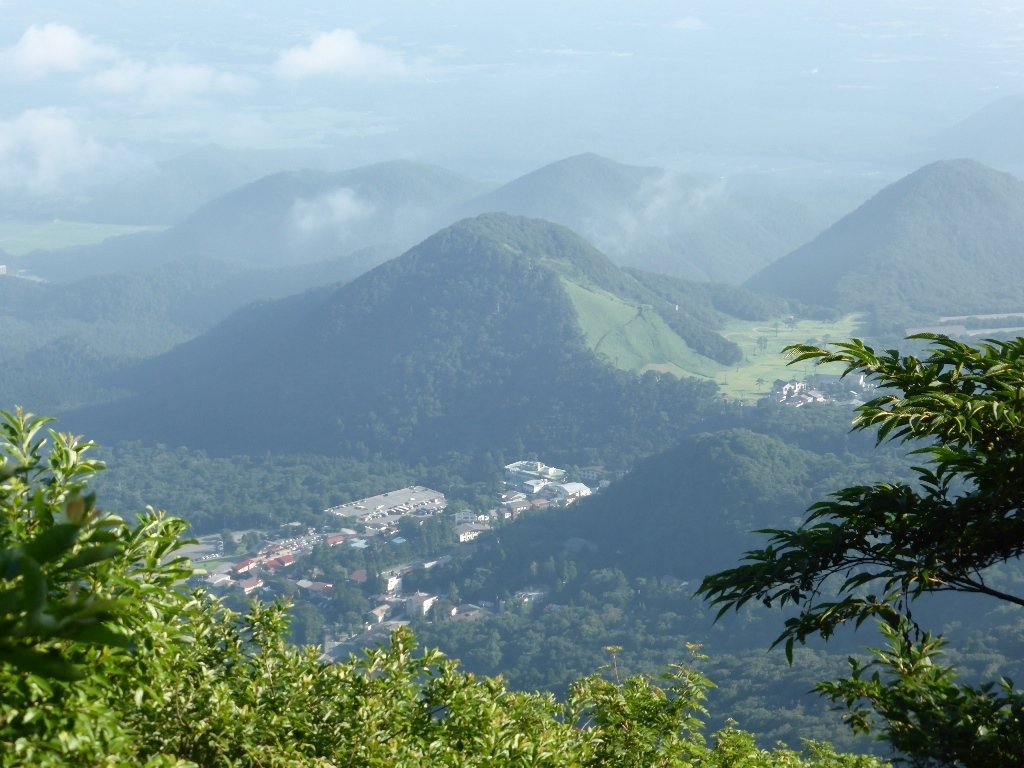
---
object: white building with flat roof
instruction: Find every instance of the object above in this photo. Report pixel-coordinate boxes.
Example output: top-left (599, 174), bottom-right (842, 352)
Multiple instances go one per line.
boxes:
top-left (504, 460), bottom-right (566, 493)
top-left (325, 486), bottom-right (446, 522)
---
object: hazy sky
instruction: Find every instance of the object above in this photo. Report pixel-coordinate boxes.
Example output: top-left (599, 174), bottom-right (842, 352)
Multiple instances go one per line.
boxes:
top-left (2, 1), bottom-right (1022, 192)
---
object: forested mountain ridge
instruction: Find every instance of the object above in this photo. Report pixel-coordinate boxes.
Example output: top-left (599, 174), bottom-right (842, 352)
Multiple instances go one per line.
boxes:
top-left (402, 409), bottom-right (908, 745)
top-left (71, 214), bottom-right (730, 464)
top-left (1, 206), bottom-right (806, 419)
top-left (747, 159), bottom-right (1024, 335)
top-left (410, 401), bottom-right (1021, 748)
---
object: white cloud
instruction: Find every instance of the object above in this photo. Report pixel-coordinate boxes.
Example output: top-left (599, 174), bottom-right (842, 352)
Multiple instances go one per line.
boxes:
top-left (276, 29), bottom-right (413, 79)
top-left (291, 188), bottom-right (375, 235)
top-left (87, 62), bottom-right (252, 103)
top-left (3, 23), bottom-right (115, 79)
top-left (671, 17), bottom-right (706, 32)
top-left (0, 109), bottom-right (108, 194)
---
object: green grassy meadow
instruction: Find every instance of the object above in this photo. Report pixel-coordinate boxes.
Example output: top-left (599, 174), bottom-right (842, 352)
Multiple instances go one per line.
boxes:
top-left (562, 280), bottom-right (722, 377)
top-left (710, 313), bottom-right (862, 401)
top-left (0, 219), bottom-right (165, 256)
top-left (562, 277), bottom-right (861, 401)
top-left (563, 277), bottom-right (858, 400)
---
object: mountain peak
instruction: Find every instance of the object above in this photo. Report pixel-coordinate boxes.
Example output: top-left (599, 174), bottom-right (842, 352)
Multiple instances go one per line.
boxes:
top-left (888, 157), bottom-right (1018, 196)
top-left (746, 158), bottom-right (1024, 333)
top-left (81, 211), bottom-right (714, 460)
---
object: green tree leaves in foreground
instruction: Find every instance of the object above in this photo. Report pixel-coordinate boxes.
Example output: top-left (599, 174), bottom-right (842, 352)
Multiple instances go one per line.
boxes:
top-left (700, 334), bottom-right (1024, 766)
top-left (0, 407), bottom-right (881, 766)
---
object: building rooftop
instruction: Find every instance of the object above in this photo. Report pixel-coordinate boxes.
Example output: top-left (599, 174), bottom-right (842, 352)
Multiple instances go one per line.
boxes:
top-left (324, 486), bottom-right (446, 520)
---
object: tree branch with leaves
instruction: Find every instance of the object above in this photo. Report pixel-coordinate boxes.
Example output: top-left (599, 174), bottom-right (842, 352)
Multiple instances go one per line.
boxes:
top-left (699, 334), bottom-right (1024, 766)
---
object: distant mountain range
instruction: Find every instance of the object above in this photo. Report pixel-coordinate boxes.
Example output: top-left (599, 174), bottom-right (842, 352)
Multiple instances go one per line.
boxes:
top-left (8, 153), bottom-right (1022, 427)
top-left (0, 144), bottom-right (278, 226)
top-left (457, 153), bottom-right (853, 283)
top-left (746, 159), bottom-right (1024, 334)
top-left (11, 160), bottom-right (484, 283)
top-left (12, 152), bottom-right (874, 288)
top-left (71, 214), bottom-right (780, 462)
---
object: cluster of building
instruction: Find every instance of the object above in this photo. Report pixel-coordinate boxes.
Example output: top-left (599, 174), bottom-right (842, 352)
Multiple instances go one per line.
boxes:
top-left (323, 554), bottom-right (500, 662)
top-left (204, 464), bottom-right (621, 655)
top-left (499, 460), bottom-right (611, 515)
top-left (771, 374), bottom-right (876, 407)
top-left (207, 529), bottom-right (348, 595)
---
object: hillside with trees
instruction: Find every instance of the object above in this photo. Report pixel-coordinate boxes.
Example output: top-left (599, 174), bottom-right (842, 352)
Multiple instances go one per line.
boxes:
top-left (747, 160), bottom-right (1024, 335)
top-left (399, 341), bottom-right (1024, 756)
top-left (0, 249), bottom-right (396, 413)
top-left (68, 214), bottom-right (804, 464)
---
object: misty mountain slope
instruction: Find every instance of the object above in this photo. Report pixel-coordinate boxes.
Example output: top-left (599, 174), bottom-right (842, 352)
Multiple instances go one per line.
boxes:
top-left (171, 160), bottom-right (486, 267)
top-left (457, 153), bottom-right (842, 283)
top-left (75, 144), bottom-right (281, 226)
top-left (0, 242), bottom-right (401, 414)
top-left (746, 159), bottom-right (1024, 334)
top-left (925, 97), bottom-right (1024, 171)
top-left (72, 214), bottom-right (722, 462)
top-left (13, 160), bottom-right (485, 283)
top-left (0, 144), bottom-right (279, 225)
top-left (462, 153), bottom-right (667, 222)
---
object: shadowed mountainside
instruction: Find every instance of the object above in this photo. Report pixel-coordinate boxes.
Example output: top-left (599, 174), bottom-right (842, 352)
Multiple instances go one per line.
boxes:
top-left (70, 214), bottom-right (731, 463)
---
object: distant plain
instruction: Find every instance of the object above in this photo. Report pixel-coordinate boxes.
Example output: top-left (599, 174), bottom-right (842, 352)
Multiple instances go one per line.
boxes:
top-left (0, 220), bottom-right (165, 257)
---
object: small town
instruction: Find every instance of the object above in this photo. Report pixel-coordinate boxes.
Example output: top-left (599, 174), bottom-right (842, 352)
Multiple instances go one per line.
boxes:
top-left (193, 460), bottom-right (619, 657)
